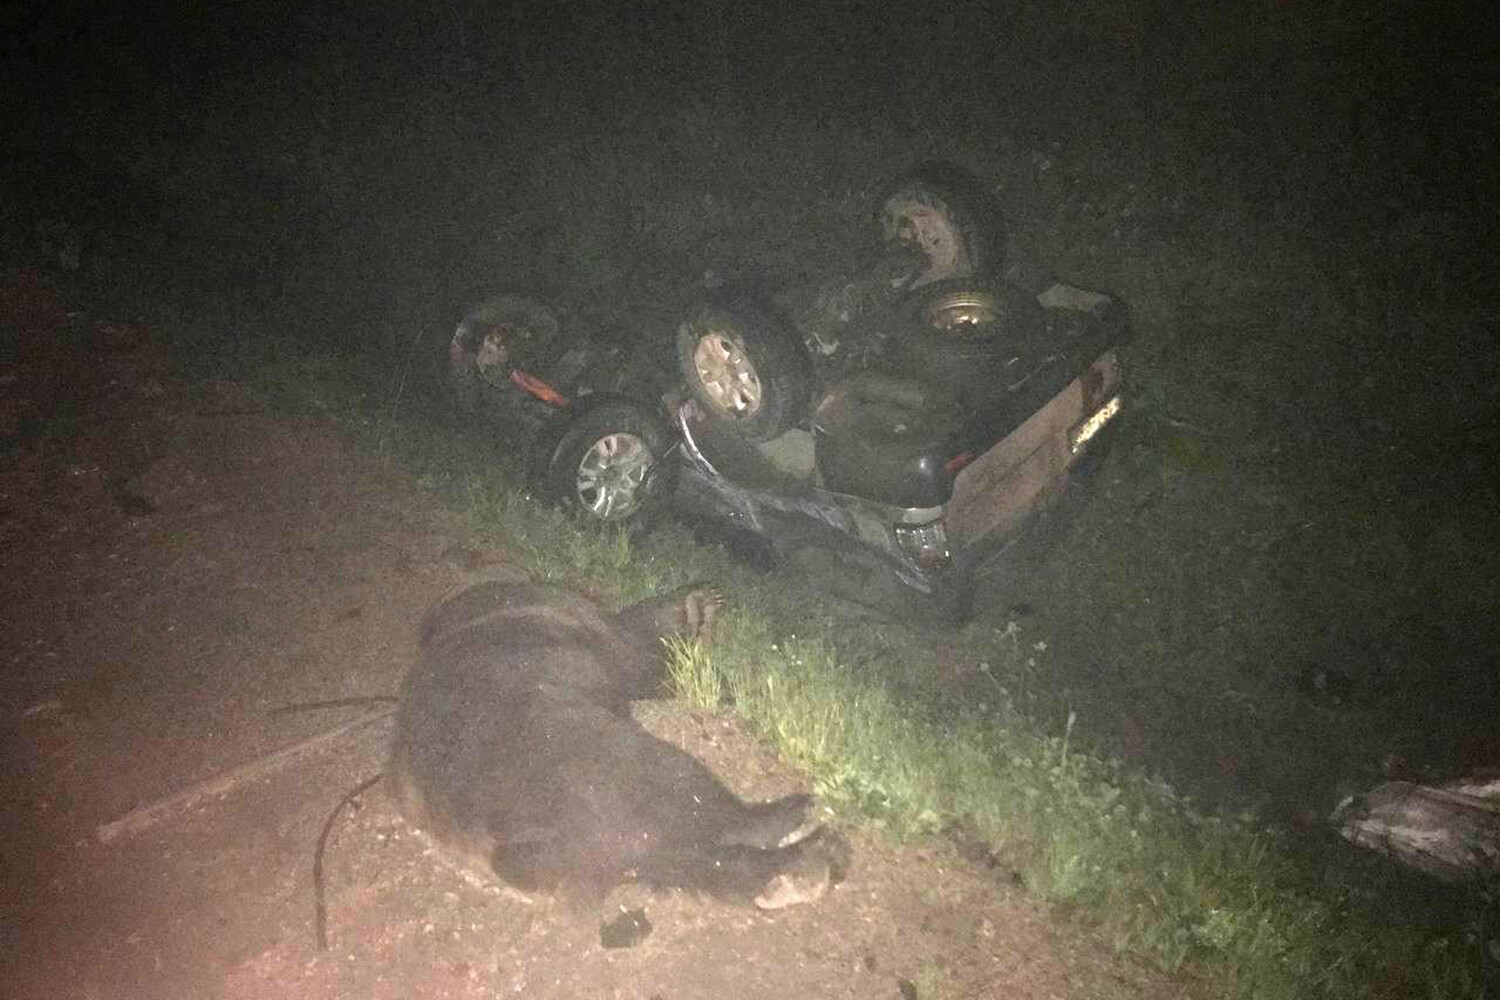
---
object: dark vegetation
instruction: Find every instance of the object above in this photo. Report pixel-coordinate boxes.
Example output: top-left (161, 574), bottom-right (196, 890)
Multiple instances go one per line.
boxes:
top-left (6, 0), bottom-right (1498, 995)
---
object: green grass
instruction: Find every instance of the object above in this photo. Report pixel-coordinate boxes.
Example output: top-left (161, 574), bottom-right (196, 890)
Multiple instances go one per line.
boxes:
top-left (658, 635), bottom-right (719, 712)
top-left (419, 469), bottom-right (1476, 1000)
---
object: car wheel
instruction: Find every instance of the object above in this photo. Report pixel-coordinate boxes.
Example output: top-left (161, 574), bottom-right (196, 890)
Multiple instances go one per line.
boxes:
top-left (448, 295), bottom-right (562, 414)
top-left (541, 400), bottom-right (674, 524)
top-left (877, 162), bottom-right (1005, 290)
top-left (907, 283), bottom-right (1006, 333)
top-left (884, 280), bottom-right (1042, 401)
top-left (675, 299), bottom-right (810, 442)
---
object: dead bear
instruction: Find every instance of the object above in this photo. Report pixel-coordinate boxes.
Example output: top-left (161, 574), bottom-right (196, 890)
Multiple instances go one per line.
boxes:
top-left (386, 580), bottom-right (830, 909)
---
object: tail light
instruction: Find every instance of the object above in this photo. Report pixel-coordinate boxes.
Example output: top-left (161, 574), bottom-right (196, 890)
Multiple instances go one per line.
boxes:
top-left (1068, 394), bottom-right (1122, 454)
top-left (895, 518), bottom-right (951, 573)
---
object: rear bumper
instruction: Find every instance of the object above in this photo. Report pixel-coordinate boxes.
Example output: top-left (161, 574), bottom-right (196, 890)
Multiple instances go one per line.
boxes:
top-left (946, 399), bottom-right (1122, 585)
top-left (946, 349), bottom-right (1122, 558)
top-left (894, 349), bottom-right (1123, 595)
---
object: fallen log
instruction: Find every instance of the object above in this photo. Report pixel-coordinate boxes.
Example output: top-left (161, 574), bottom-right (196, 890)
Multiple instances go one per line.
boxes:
top-left (1332, 774), bottom-right (1500, 885)
top-left (1333, 773), bottom-right (1500, 998)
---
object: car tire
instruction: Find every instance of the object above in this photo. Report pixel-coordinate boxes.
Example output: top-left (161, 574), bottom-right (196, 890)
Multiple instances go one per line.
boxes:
top-left (881, 280), bottom-right (1043, 402)
top-left (675, 299), bottom-right (811, 442)
top-left (539, 399), bottom-right (674, 525)
top-left (876, 162), bottom-right (1005, 291)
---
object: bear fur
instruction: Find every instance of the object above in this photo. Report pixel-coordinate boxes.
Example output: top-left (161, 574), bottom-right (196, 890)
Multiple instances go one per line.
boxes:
top-left (386, 580), bottom-right (828, 908)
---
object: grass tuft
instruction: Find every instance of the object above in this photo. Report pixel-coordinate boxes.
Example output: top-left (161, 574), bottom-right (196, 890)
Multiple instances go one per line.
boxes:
top-left (663, 634), bottom-right (723, 711)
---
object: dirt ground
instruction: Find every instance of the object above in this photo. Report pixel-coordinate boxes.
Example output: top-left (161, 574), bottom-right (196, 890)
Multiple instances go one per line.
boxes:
top-left (0, 275), bottom-right (1214, 999)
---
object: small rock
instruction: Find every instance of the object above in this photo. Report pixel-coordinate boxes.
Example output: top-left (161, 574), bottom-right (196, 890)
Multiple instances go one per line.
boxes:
top-left (599, 908), bottom-right (652, 949)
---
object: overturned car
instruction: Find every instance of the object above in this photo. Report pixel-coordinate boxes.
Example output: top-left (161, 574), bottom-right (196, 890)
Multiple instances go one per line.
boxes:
top-left (446, 163), bottom-right (1126, 622)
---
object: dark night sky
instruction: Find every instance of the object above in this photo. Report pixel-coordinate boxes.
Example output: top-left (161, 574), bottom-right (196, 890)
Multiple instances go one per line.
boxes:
top-left (5, 0), bottom-right (1496, 267)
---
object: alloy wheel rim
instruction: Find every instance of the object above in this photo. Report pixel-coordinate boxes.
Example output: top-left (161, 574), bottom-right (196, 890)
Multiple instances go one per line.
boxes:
top-left (925, 289), bottom-right (1000, 332)
top-left (693, 332), bottom-right (762, 416)
top-left (576, 432), bottom-right (652, 519)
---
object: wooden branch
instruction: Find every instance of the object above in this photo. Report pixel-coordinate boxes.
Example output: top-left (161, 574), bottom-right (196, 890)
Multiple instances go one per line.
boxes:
top-left (95, 707), bottom-right (395, 844)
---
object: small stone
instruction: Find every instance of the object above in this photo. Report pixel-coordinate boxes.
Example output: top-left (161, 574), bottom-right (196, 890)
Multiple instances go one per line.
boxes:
top-left (599, 908), bottom-right (652, 949)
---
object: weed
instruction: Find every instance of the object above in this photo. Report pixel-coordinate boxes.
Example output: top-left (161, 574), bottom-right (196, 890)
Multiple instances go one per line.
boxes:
top-left (662, 634), bottom-right (722, 711)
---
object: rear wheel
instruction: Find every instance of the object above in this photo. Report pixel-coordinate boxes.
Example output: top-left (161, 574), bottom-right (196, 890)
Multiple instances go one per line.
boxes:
top-left (884, 280), bottom-right (1042, 402)
top-left (877, 163), bottom-right (1005, 290)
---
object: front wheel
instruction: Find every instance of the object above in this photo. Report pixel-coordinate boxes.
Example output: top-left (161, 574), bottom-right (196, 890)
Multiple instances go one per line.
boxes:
top-left (540, 400), bottom-right (674, 525)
